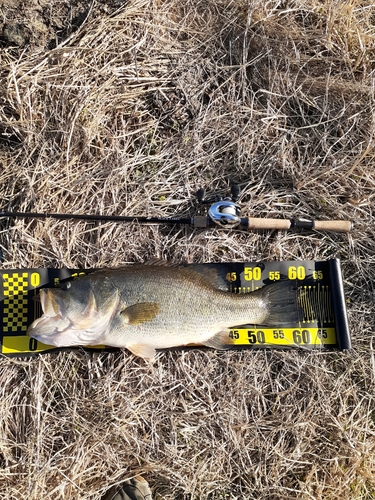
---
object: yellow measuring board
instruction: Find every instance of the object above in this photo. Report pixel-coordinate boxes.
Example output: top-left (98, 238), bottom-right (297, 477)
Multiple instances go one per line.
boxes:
top-left (2, 335), bottom-right (56, 354)
top-left (228, 327), bottom-right (337, 348)
top-left (1, 335), bottom-right (106, 355)
top-left (0, 260), bottom-right (350, 356)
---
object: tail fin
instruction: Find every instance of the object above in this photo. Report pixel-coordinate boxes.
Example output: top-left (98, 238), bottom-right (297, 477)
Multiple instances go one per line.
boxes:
top-left (258, 281), bottom-right (302, 326)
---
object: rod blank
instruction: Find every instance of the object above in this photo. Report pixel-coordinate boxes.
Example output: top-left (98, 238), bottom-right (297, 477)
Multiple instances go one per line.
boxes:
top-left (0, 211), bottom-right (191, 225)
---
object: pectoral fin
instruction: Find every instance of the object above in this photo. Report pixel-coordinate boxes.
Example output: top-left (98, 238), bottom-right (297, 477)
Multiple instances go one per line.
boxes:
top-left (121, 302), bottom-right (160, 325)
top-left (127, 344), bottom-right (157, 360)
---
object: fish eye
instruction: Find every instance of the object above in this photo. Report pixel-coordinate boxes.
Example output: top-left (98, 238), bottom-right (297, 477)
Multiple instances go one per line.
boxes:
top-left (61, 281), bottom-right (72, 290)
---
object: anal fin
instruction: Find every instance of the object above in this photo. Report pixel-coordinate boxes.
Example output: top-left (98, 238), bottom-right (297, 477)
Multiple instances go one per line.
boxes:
top-left (202, 330), bottom-right (234, 350)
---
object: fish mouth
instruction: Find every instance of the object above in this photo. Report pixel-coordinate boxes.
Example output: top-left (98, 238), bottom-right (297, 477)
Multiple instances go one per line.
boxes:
top-left (27, 288), bottom-right (118, 347)
top-left (27, 314), bottom-right (73, 346)
top-left (27, 289), bottom-right (77, 347)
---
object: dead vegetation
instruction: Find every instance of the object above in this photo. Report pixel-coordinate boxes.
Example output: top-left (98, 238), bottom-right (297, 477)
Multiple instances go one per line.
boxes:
top-left (0, 0), bottom-right (375, 498)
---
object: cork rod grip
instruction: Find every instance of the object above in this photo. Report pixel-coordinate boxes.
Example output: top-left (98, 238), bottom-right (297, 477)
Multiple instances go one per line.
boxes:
top-left (247, 218), bottom-right (291, 230)
top-left (312, 220), bottom-right (352, 232)
top-left (246, 218), bottom-right (352, 232)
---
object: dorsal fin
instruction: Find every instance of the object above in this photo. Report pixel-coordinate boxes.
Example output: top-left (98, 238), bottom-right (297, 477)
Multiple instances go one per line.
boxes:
top-left (115, 260), bottom-right (231, 291)
top-left (143, 258), bottom-right (180, 267)
top-left (184, 265), bottom-right (231, 291)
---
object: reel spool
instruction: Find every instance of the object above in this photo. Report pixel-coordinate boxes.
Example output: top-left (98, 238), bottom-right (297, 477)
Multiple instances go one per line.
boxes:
top-left (208, 201), bottom-right (241, 228)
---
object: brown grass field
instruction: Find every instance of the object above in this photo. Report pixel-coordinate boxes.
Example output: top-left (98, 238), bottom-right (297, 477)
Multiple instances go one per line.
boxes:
top-left (1, 0), bottom-right (375, 498)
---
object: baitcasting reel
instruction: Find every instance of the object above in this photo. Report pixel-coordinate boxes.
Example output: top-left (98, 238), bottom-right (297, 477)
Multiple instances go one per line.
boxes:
top-left (197, 185), bottom-right (242, 228)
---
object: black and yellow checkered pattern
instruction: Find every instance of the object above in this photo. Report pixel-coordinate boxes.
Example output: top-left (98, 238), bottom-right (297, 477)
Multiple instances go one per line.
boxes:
top-left (3, 272), bottom-right (29, 332)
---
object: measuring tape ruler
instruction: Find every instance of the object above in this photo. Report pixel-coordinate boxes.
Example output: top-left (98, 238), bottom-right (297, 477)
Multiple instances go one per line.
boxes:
top-left (228, 327), bottom-right (336, 348)
top-left (222, 258), bottom-right (350, 350)
top-left (0, 260), bottom-right (350, 356)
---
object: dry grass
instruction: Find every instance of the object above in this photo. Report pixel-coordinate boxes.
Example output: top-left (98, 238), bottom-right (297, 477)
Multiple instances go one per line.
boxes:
top-left (1, 0), bottom-right (375, 498)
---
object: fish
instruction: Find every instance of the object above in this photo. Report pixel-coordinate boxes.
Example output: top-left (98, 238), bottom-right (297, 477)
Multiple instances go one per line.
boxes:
top-left (27, 263), bottom-right (301, 359)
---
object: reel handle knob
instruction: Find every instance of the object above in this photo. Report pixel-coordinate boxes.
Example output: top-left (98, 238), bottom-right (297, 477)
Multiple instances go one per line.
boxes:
top-left (196, 188), bottom-right (206, 203)
top-left (231, 184), bottom-right (240, 202)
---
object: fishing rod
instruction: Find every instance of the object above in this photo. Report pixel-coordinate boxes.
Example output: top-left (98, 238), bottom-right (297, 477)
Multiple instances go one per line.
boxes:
top-left (0, 185), bottom-right (352, 233)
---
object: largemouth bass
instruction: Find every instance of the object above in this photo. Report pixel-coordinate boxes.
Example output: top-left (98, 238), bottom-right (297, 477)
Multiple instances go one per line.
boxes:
top-left (27, 264), bottom-right (301, 359)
